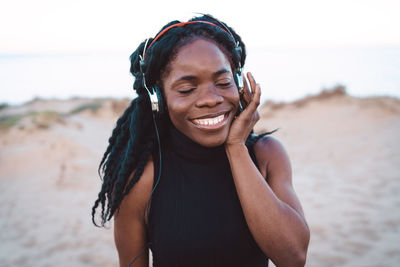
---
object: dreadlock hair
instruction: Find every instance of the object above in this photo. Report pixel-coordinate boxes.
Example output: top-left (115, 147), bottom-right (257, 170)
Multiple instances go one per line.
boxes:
top-left (92, 14), bottom-right (274, 226)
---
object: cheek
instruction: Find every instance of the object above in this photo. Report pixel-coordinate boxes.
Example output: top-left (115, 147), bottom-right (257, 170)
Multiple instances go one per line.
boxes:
top-left (166, 98), bottom-right (189, 121)
top-left (226, 88), bottom-right (240, 109)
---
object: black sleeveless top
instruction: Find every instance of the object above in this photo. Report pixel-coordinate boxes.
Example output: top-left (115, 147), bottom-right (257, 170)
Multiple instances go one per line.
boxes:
top-left (148, 126), bottom-right (269, 267)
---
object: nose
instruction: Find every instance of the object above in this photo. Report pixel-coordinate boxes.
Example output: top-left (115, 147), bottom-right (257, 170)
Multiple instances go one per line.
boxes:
top-left (195, 84), bottom-right (223, 108)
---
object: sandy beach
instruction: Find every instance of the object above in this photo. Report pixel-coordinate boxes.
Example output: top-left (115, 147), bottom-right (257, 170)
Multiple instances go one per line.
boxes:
top-left (1, 87), bottom-right (399, 266)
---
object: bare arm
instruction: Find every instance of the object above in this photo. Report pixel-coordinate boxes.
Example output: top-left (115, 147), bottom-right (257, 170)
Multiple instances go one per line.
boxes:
top-left (114, 159), bottom-right (154, 267)
top-left (226, 137), bottom-right (309, 266)
top-left (225, 72), bottom-right (310, 266)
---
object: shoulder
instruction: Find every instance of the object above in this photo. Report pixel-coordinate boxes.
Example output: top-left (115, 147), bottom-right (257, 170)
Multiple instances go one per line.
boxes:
top-left (252, 135), bottom-right (292, 182)
top-left (253, 135), bottom-right (289, 160)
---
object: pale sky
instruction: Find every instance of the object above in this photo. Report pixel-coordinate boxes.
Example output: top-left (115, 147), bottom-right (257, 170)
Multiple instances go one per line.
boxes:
top-left (1, 0), bottom-right (400, 54)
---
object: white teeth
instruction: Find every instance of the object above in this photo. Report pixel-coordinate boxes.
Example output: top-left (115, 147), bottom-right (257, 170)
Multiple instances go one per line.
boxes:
top-left (193, 114), bottom-right (225, 126)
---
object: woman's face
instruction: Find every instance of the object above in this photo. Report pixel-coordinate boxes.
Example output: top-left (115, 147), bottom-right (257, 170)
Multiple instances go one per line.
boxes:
top-left (161, 38), bottom-right (239, 147)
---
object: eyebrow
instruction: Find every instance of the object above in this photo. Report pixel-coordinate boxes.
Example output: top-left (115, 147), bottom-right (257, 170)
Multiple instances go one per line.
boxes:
top-left (213, 68), bottom-right (231, 77)
top-left (173, 68), bottom-right (231, 83)
top-left (177, 75), bottom-right (197, 82)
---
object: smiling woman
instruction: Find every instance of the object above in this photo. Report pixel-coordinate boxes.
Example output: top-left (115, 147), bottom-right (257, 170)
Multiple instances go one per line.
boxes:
top-left (92, 14), bottom-right (310, 267)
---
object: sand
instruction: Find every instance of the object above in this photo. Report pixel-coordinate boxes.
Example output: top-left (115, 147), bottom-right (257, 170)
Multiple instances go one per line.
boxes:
top-left (1, 88), bottom-right (399, 266)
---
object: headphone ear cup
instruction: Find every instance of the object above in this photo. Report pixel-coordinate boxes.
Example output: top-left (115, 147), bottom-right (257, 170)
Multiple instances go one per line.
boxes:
top-left (152, 84), bottom-right (165, 115)
top-left (234, 71), bottom-right (243, 91)
top-left (233, 72), bottom-right (239, 88)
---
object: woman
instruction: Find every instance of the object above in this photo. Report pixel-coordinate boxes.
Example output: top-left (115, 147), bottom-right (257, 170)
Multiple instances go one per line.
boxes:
top-left (92, 14), bottom-right (310, 267)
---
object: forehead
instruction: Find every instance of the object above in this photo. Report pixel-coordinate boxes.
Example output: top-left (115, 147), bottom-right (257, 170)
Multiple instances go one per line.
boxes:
top-left (165, 38), bottom-right (232, 77)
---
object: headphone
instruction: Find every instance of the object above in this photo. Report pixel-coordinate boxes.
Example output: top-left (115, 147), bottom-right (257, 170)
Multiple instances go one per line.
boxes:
top-left (138, 18), bottom-right (244, 115)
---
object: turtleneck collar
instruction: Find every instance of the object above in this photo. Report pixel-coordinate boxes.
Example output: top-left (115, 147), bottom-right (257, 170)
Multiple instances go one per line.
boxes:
top-left (167, 124), bottom-right (226, 161)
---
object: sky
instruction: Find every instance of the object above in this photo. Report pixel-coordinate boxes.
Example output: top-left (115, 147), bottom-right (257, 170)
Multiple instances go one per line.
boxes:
top-left (1, 0), bottom-right (399, 104)
top-left (1, 0), bottom-right (400, 54)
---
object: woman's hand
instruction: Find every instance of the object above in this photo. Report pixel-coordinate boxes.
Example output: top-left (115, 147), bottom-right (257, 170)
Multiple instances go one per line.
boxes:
top-left (225, 72), bottom-right (261, 148)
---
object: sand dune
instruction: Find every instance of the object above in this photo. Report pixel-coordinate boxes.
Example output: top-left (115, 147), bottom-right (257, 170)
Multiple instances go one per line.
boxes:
top-left (1, 88), bottom-right (399, 266)
top-left (256, 87), bottom-right (400, 267)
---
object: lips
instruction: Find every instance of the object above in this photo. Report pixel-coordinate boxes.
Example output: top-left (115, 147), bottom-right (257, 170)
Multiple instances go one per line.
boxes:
top-left (191, 112), bottom-right (229, 128)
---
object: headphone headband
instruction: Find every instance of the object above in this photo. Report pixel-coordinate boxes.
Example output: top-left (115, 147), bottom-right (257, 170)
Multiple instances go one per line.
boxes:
top-left (139, 17), bottom-right (244, 114)
top-left (143, 20), bottom-right (228, 60)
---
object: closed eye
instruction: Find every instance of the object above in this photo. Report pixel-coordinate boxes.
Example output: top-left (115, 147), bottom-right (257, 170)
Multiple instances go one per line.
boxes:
top-left (178, 88), bottom-right (195, 94)
top-left (217, 82), bottom-right (232, 88)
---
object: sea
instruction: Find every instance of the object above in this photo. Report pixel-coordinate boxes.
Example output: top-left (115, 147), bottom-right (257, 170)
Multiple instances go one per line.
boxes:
top-left (1, 46), bottom-right (399, 105)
